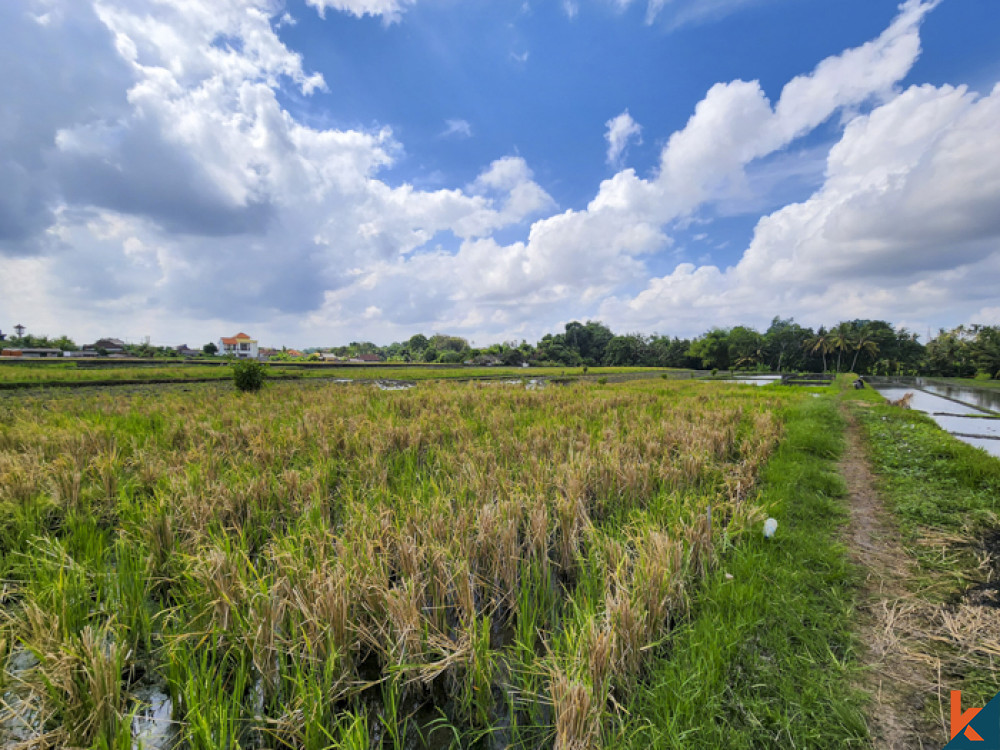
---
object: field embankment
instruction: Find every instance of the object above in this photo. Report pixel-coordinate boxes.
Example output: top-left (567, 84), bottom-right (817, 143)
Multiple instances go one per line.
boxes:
top-left (844, 386), bottom-right (1000, 743)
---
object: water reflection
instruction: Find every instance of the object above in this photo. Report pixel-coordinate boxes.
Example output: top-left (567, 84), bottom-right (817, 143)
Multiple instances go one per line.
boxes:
top-left (131, 686), bottom-right (176, 750)
top-left (918, 383), bottom-right (1000, 414)
top-left (707, 375), bottom-right (782, 387)
top-left (874, 388), bottom-right (986, 417)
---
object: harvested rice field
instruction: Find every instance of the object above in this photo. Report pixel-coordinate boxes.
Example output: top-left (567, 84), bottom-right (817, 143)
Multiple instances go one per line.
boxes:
top-left (0, 378), bottom-right (793, 748)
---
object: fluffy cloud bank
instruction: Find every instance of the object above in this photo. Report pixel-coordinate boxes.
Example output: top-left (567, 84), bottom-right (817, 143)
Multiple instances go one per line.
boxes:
top-left (601, 56), bottom-right (1000, 333)
top-left (2, 0), bottom-right (998, 347)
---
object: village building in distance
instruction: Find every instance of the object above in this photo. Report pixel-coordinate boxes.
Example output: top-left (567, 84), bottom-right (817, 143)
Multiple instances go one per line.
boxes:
top-left (219, 332), bottom-right (259, 359)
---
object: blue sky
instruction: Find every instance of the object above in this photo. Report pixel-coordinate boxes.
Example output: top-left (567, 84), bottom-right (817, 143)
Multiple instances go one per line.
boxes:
top-left (2, 0), bottom-right (1000, 347)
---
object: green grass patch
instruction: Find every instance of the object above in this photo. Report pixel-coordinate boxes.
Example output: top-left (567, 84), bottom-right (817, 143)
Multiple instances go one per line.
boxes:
top-left (857, 405), bottom-right (1000, 538)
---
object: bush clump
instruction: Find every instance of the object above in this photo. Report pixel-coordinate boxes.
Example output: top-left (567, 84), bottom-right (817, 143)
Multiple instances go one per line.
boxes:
top-left (232, 360), bottom-right (267, 392)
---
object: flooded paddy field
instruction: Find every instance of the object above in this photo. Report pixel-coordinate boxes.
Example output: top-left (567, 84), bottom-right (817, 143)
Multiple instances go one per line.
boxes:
top-left (871, 379), bottom-right (1000, 458)
top-left (704, 375), bottom-right (782, 387)
top-left (0, 377), bottom-right (790, 748)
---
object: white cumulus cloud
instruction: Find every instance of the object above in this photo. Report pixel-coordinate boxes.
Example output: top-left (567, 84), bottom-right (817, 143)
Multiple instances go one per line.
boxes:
top-left (604, 110), bottom-right (642, 167)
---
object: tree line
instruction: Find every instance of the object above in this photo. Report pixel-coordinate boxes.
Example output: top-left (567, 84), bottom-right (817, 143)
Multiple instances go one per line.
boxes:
top-left (320, 318), bottom-right (1000, 378)
top-left (5, 319), bottom-right (1000, 378)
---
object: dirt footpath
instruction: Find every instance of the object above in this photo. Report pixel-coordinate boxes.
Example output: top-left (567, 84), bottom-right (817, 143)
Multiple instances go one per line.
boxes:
top-left (840, 408), bottom-right (946, 749)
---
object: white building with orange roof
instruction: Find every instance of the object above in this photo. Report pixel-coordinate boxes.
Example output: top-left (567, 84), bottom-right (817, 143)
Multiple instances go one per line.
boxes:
top-left (218, 332), bottom-right (258, 359)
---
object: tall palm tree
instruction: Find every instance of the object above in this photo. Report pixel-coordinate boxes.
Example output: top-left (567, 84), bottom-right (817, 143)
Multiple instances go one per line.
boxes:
top-left (808, 330), bottom-right (833, 373)
top-left (850, 327), bottom-right (880, 374)
top-left (831, 323), bottom-right (854, 373)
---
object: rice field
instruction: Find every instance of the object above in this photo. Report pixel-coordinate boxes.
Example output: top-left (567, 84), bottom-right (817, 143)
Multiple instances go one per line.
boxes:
top-left (0, 377), bottom-right (786, 748)
top-left (0, 363), bottom-right (675, 387)
top-left (0, 364), bottom-right (259, 385)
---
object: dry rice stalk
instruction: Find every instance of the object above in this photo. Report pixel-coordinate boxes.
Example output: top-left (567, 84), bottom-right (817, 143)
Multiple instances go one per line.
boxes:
top-left (890, 393), bottom-right (914, 408)
top-left (550, 668), bottom-right (602, 750)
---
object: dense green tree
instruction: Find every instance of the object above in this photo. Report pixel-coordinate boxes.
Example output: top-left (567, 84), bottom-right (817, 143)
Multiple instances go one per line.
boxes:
top-left (500, 347), bottom-right (525, 366)
top-left (534, 333), bottom-right (582, 366)
top-left (564, 321), bottom-right (614, 365)
top-left (645, 336), bottom-right (697, 368)
top-left (602, 334), bottom-right (647, 366)
top-left (407, 334), bottom-right (429, 353)
top-left (970, 325), bottom-right (1000, 377)
top-left (764, 317), bottom-right (810, 372)
top-left (924, 327), bottom-right (976, 377)
top-left (727, 326), bottom-right (765, 370)
top-left (428, 334), bottom-right (469, 353)
top-left (687, 329), bottom-right (731, 370)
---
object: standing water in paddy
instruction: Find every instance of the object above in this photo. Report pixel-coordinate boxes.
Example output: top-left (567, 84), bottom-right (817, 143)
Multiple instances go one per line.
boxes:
top-left (872, 381), bottom-right (1000, 458)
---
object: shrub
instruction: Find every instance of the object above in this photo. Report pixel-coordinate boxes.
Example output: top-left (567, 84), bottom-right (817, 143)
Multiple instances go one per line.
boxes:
top-left (597, 377), bottom-right (608, 385)
top-left (232, 360), bottom-right (267, 392)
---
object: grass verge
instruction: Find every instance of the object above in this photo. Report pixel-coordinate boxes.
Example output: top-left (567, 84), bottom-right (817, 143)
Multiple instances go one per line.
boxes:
top-left (849, 392), bottom-right (1000, 710)
top-left (622, 393), bottom-right (869, 748)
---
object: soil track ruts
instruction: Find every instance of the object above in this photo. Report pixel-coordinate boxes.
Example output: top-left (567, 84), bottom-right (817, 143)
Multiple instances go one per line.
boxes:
top-left (840, 407), bottom-right (945, 749)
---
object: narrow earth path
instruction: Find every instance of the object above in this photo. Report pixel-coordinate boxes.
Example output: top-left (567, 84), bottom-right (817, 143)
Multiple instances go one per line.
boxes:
top-left (840, 407), bottom-right (945, 749)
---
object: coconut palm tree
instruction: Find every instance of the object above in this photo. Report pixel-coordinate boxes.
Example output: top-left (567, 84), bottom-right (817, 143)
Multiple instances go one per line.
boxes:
top-left (850, 326), bottom-right (880, 374)
top-left (831, 323), bottom-right (854, 373)
top-left (808, 330), bottom-right (833, 373)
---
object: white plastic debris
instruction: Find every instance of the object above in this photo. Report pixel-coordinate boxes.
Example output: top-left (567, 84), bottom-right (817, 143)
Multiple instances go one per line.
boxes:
top-left (763, 518), bottom-right (778, 538)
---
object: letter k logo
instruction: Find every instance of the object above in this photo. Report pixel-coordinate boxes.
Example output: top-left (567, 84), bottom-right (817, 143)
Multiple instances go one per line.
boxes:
top-left (953, 691), bottom-right (985, 742)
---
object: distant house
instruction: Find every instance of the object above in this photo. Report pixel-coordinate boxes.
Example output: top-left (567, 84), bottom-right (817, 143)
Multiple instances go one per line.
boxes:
top-left (318, 352), bottom-right (343, 362)
top-left (84, 338), bottom-right (126, 355)
top-left (286, 349), bottom-right (305, 358)
top-left (175, 344), bottom-right (201, 357)
top-left (219, 332), bottom-right (259, 359)
top-left (350, 353), bottom-right (383, 363)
